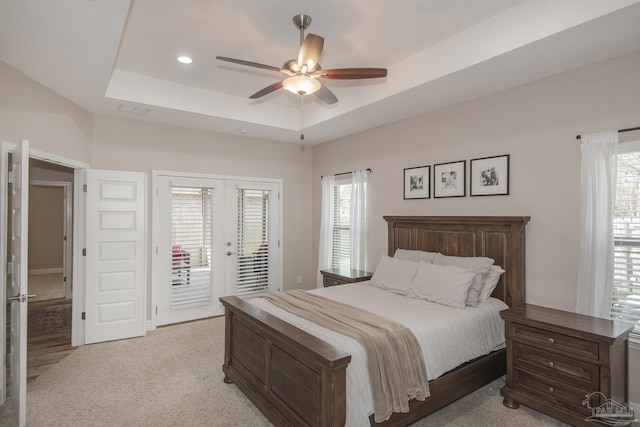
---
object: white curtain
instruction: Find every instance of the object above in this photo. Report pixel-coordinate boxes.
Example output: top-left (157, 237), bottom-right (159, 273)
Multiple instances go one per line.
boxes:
top-left (350, 170), bottom-right (368, 272)
top-left (576, 130), bottom-right (618, 318)
top-left (317, 174), bottom-right (335, 288)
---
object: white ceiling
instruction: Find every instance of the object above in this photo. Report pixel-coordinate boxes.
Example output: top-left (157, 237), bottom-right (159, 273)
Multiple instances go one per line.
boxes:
top-left (2, 0), bottom-right (640, 144)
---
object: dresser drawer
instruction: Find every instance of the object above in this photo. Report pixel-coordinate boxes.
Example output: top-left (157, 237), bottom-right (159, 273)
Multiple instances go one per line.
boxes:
top-left (511, 323), bottom-right (599, 362)
top-left (513, 343), bottom-right (599, 390)
top-left (513, 368), bottom-right (592, 417)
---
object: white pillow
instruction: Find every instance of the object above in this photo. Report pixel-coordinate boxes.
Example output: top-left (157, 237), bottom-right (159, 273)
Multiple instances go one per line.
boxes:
top-left (370, 255), bottom-right (418, 295)
top-left (409, 261), bottom-right (476, 308)
top-left (393, 248), bottom-right (438, 263)
top-left (479, 265), bottom-right (506, 302)
top-left (432, 253), bottom-right (495, 307)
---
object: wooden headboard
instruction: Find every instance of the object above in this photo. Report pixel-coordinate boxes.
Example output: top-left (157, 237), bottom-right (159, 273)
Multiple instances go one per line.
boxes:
top-left (384, 216), bottom-right (530, 308)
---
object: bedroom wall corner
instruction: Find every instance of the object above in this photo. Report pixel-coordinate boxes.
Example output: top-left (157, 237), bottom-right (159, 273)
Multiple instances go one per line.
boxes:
top-left (0, 60), bottom-right (93, 162)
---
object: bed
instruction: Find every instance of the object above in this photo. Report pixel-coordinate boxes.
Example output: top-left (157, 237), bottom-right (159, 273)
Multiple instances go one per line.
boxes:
top-left (220, 215), bottom-right (530, 426)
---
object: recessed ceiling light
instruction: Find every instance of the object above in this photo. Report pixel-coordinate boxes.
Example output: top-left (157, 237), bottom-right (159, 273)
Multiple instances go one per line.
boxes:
top-left (177, 56), bottom-right (192, 64)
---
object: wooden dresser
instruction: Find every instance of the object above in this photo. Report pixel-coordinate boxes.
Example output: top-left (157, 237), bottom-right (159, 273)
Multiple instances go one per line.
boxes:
top-left (500, 304), bottom-right (633, 427)
top-left (320, 268), bottom-right (373, 287)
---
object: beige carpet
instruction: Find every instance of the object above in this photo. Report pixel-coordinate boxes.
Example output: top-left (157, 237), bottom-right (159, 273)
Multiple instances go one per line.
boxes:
top-left (0, 317), bottom-right (569, 426)
top-left (28, 273), bottom-right (65, 302)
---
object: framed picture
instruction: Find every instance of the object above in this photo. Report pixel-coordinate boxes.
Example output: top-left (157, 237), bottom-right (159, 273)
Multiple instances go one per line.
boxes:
top-left (470, 154), bottom-right (510, 196)
top-left (404, 166), bottom-right (430, 199)
top-left (433, 160), bottom-right (466, 198)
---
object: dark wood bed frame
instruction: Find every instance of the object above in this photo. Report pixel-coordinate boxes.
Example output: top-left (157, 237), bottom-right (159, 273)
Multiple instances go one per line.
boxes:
top-left (220, 216), bottom-right (530, 426)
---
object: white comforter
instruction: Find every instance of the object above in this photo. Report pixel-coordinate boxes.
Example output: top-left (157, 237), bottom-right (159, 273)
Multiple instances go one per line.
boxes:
top-left (250, 282), bottom-right (508, 426)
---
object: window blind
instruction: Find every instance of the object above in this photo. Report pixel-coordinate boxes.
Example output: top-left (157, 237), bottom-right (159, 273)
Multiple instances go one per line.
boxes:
top-left (170, 186), bottom-right (213, 306)
top-left (332, 183), bottom-right (351, 270)
top-left (613, 150), bottom-right (640, 341)
top-left (236, 189), bottom-right (271, 296)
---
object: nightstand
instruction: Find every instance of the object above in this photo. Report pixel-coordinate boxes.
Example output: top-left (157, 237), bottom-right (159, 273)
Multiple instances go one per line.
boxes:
top-left (320, 268), bottom-right (373, 287)
top-left (500, 304), bottom-right (633, 427)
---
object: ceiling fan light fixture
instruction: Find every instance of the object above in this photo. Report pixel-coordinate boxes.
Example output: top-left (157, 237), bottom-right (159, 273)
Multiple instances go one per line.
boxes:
top-left (283, 75), bottom-right (321, 96)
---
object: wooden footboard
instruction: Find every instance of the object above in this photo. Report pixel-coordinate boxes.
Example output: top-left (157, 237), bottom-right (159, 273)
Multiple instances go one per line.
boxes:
top-left (220, 295), bottom-right (351, 427)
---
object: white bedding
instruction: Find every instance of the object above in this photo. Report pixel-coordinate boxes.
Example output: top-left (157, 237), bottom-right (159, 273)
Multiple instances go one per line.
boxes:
top-left (250, 281), bottom-right (508, 426)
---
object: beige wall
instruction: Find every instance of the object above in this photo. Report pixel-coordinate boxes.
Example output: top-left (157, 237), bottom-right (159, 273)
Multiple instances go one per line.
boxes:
top-left (28, 185), bottom-right (64, 270)
top-left (28, 158), bottom-right (75, 271)
top-left (312, 50), bottom-right (640, 404)
top-left (0, 61), bottom-right (92, 162)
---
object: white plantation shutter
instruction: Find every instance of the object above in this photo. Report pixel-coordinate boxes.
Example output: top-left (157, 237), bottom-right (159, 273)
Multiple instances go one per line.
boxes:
top-left (236, 188), bottom-right (273, 295)
top-left (170, 186), bottom-right (214, 305)
top-left (332, 182), bottom-right (351, 269)
top-left (613, 147), bottom-right (640, 340)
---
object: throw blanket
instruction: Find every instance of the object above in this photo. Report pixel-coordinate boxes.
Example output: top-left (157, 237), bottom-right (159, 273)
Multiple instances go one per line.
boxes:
top-left (262, 290), bottom-right (430, 422)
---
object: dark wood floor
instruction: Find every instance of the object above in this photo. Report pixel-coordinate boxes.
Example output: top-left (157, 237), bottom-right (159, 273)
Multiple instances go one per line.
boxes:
top-left (27, 326), bottom-right (74, 383)
top-left (6, 300), bottom-right (75, 385)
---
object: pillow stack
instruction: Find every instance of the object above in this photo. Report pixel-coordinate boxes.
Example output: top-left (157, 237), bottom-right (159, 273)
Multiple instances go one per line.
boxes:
top-left (369, 249), bottom-right (505, 308)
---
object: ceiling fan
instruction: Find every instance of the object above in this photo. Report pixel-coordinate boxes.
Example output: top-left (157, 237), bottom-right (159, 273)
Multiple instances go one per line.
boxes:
top-left (216, 14), bottom-right (388, 105)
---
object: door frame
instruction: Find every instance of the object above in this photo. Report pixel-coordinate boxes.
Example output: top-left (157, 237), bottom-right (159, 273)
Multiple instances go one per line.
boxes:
top-left (29, 180), bottom-right (73, 299)
top-left (0, 141), bottom-right (89, 403)
top-left (151, 170), bottom-right (283, 329)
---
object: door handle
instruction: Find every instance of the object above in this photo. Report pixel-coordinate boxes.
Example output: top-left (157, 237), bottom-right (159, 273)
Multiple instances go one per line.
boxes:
top-left (226, 251), bottom-right (236, 256)
top-left (7, 294), bottom-right (36, 303)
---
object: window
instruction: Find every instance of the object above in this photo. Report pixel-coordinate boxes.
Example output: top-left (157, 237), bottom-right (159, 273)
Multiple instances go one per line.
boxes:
top-left (318, 170), bottom-right (368, 285)
top-left (612, 142), bottom-right (640, 341)
top-left (332, 181), bottom-right (351, 269)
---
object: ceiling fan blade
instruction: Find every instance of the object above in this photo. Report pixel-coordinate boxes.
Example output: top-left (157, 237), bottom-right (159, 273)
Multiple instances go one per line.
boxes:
top-left (297, 33), bottom-right (324, 71)
top-left (249, 80), bottom-right (284, 99)
top-left (216, 56), bottom-right (292, 75)
top-left (313, 68), bottom-right (388, 79)
top-left (315, 84), bottom-right (338, 105)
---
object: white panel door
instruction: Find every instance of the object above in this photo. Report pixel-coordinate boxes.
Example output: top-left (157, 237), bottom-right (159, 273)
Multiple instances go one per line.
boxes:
top-left (85, 170), bottom-right (146, 344)
top-left (9, 140), bottom-right (29, 427)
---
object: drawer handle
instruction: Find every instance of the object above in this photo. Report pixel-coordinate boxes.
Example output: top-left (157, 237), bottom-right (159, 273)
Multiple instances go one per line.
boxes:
top-left (548, 361), bottom-right (554, 368)
top-left (548, 386), bottom-right (554, 393)
top-left (548, 337), bottom-right (555, 344)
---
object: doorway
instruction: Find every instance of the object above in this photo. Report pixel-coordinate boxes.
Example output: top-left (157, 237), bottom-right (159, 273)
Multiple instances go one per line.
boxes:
top-left (4, 157), bottom-right (75, 383)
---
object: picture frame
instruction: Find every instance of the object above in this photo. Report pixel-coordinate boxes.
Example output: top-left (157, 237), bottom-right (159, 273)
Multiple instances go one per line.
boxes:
top-left (433, 160), bottom-right (466, 198)
top-left (470, 154), bottom-right (510, 196)
top-left (404, 166), bottom-right (430, 199)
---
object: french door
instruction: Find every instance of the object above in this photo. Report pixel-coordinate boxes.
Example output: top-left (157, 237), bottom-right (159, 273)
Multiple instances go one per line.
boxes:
top-left (153, 174), bottom-right (280, 326)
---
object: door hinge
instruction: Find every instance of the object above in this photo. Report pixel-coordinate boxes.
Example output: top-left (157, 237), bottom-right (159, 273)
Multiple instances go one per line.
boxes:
top-left (155, 306), bottom-right (158, 315)
top-left (82, 248), bottom-right (86, 256)
top-left (81, 312), bottom-right (86, 320)
top-left (82, 184), bottom-right (87, 192)
top-left (63, 276), bottom-right (66, 282)
top-left (7, 170), bottom-right (14, 184)
top-left (278, 240), bottom-right (281, 248)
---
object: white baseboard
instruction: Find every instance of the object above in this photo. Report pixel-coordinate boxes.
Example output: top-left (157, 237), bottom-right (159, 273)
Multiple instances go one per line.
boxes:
top-left (28, 267), bottom-right (63, 275)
